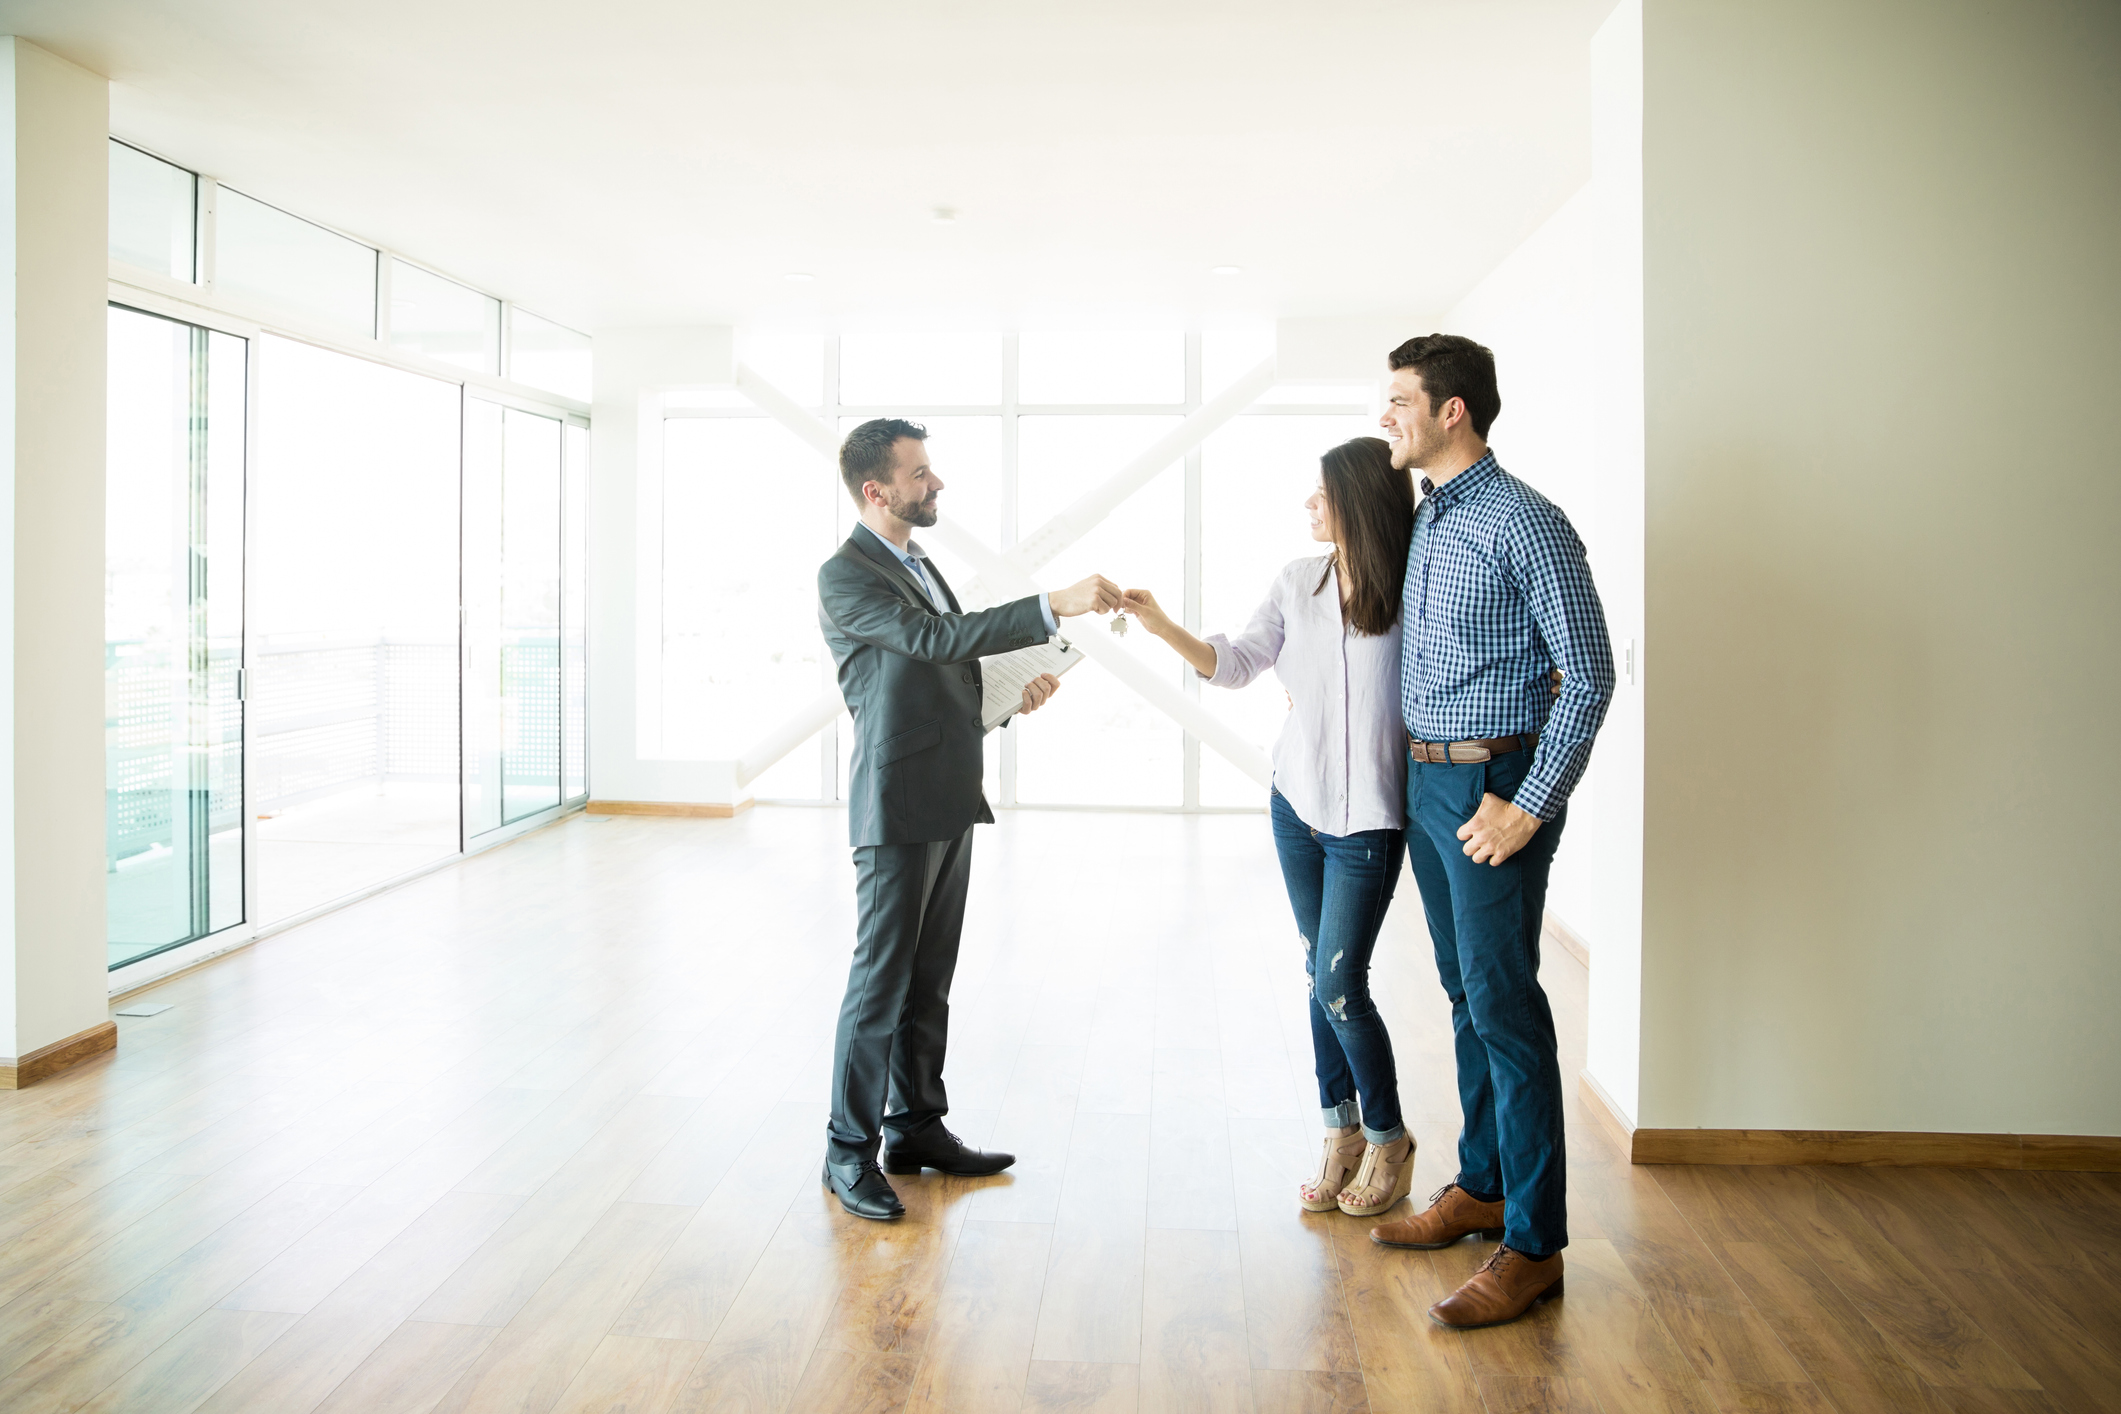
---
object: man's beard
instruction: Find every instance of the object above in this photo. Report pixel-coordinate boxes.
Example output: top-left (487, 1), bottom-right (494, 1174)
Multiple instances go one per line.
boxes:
top-left (1391, 419), bottom-right (1444, 471)
top-left (887, 489), bottom-right (939, 527)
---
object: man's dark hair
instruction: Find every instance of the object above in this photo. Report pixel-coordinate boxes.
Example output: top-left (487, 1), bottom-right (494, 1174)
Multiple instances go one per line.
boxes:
top-left (1387, 334), bottom-right (1501, 440)
top-left (839, 418), bottom-right (928, 504)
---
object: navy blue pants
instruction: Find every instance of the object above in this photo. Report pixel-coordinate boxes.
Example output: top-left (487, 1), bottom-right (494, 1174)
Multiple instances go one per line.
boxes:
top-left (1270, 790), bottom-right (1407, 1144)
top-left (1404, 746), bottom-right (1568, 1257)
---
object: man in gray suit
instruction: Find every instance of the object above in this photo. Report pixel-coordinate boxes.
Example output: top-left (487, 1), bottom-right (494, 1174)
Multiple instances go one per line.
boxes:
top-left (818, 418), bottom-right (1120, 1220)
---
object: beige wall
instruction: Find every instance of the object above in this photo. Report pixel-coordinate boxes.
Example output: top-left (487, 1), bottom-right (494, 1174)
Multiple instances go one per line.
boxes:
top-left (1638, 0), bottom-right (2121, 1133)
top-left (0, 38), bottom-right (110, 1059)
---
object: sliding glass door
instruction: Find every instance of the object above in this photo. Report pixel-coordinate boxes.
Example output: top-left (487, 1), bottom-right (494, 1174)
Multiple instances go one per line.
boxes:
top-left (250, 335), bottom-right (464, 925)
top-left (106, 310), bottom-right (589, 967)
top-left (465, 399), bottom-right (588, 837)
top-left (105, 305), bottom-right (246, 968)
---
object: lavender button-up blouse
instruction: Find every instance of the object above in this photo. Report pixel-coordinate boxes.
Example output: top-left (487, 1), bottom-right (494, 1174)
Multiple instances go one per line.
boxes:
top-left (1203, 555), bottom-right (1407, 837)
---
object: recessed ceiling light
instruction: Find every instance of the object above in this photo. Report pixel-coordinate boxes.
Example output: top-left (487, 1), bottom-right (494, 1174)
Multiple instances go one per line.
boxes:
top-left (783, 271), bottom-right (816, 282)
top-left (1210, 265), bottom-right (1244, 276)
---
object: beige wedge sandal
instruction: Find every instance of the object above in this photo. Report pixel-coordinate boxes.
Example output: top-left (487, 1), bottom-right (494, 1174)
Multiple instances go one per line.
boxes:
top-left (1336, 1134), bottom-right (1416, 1218)
top-left (1298, 1126), bottom-right (1368, 1213)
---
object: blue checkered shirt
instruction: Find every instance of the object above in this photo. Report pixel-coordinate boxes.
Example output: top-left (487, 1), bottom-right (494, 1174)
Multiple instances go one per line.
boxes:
top-left (1399, 452), bottom-right (1613, 822)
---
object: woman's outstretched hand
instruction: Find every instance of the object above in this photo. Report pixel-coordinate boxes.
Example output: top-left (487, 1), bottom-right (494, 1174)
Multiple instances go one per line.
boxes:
top-left (1120, 587), bottom-right (1220, 679)
top-left (1119, 589), bottom-right (1175, 636)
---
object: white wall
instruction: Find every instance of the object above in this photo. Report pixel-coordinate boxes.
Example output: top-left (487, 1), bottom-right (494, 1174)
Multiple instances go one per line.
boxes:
top-left (586, 325), bottom-right (747, 807)
top-left (1439, 0), bottom-right (1646, 1122)
top-left (0, 38), bottom-right (110, 1061)
top-left (1637, 0), bottom-right (2121, 1135)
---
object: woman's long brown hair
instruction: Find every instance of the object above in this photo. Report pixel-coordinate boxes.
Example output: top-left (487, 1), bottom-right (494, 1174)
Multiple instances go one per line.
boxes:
top-left (1313, 436), bottom-right (1416, 636)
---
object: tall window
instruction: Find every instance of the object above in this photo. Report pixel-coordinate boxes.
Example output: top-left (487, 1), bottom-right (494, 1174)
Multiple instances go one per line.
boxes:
top-left (250, 336), bottom-right (463, 925)
top-left (105, 306), bottom-right (245, 967)
top-left (656, 333), bottom-right (1375, 810)
top-left (465, 400), bottom-right (591, 834)
top-left (105, 138), bottom-right (594, 972)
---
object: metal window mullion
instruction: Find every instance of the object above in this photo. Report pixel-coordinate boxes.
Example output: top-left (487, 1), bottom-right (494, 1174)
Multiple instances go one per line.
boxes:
top-left (1182, 331), bottom-right (1202, 812)
top-left (111, 271), bottom-right (589, 417)
top-left (373, 250), bottom-right (392, 347)
top-left (184, 324), bottom-right (214, 939)
top-left (821, 337), bottom-right (842, 802)
top-left (238, 320), bottom-right (260, 937)
top-left (196, 178), bottom-right (218, 292)
top-left (999, 334), bottom-right (1020, 809)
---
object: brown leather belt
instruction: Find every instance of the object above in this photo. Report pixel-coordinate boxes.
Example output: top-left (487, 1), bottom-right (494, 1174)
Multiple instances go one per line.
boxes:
top-left (1406, 732), bottom-right (1537, 764)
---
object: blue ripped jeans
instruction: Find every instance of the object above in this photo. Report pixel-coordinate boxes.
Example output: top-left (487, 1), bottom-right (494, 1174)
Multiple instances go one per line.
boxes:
top-left (1269, 790), bottom-right (1407, 1144)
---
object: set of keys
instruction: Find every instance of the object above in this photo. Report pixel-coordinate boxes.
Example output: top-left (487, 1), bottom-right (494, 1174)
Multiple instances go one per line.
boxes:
top-left (1110, 611), bottom-right (1128, 637)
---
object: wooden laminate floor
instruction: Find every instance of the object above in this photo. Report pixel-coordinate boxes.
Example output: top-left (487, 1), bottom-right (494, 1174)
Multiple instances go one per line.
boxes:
top-left (3, 808), bottom-right (2117, 1414)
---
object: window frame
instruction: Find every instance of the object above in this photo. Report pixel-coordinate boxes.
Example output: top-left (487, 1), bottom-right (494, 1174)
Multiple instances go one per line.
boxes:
top-left (103, 288), bottom-right (591, 1000)
top-left (654, 334), bottom-right (1372, 813)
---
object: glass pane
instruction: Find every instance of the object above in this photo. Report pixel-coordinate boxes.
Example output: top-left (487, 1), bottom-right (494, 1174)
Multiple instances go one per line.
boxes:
top-left (562, 423), bottom-right (588, 802)
top-left (205, 332), bottom-right (246, 935)
top-left (1197, 414), bottom-right (1375, 807)
top-left (748, 730), bottom-right (820, 801)
top-left (1013, 415), bottom-right (1185, 806)
top-left (1201, 326), bottom-right (1275, 401)
top-left (740, 333), bottom-right (825, 407)
top-left (215, 188), bottom-right (377, 337)
top-left (502, 410), bottom-right (563, 822)
top-left (390, 260), bottom-right (500, 374)
top-left (510, 309), bottom-right (592, 402)
top-left (1019, 331), bottom-right (1184, 404)
top-left (464, 401), bottom-right (504, 837)
top-left (109, 141), bottom-right (195, 280)
top-left (660, 417), bottom-right (834, 765)
top-left (838, 333), bottom-right (1001, 406)
top-left (663, 390), bottom-right (753, 410)
top-left (105, 306), bottom-right (244, 968)
top-left (252, 335), bottom-right (462, 922)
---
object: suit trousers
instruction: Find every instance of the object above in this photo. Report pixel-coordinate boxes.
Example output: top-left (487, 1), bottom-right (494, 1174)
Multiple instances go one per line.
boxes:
top-left (826, 827), bottom-right (975, 1166)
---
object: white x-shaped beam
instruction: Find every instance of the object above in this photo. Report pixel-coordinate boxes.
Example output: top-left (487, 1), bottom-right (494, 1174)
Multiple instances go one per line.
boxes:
top-left (732, 358), bottom-right (1280, 791)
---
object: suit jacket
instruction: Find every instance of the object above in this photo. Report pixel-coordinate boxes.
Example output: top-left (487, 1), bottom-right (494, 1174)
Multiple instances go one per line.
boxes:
top-left (818, 529), bottom-right (1049, 847)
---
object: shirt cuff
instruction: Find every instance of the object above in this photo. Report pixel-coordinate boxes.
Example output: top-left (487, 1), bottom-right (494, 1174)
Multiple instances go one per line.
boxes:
top-left (1038, 593), bottom-right (1058, 635)
top-left (1201, 633), bottom-right (1234, 684)
top-left (1509, 740), bottom-right (1587, 823)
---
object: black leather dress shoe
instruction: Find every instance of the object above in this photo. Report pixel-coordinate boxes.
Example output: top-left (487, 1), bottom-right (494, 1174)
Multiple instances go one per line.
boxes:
top-left (882, 1126), bottom-right (1016, 1177)
top-left (822, 1158), bottom-right (905, 1220)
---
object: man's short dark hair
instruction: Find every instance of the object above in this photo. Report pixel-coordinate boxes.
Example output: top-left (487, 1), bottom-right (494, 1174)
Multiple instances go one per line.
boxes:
top-left (839, 418), bottom-right (928, 504)
top-left (1387, 334), bottom-right (1501, 440)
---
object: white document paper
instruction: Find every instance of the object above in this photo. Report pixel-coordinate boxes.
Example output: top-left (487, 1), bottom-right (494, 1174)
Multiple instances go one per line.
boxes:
top-left (980, 637), bottom-right (1085, 730)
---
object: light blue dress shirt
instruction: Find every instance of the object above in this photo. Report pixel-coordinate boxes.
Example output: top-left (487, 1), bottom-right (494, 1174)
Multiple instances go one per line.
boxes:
top-left (854, 521), bottom-right (1057, 634)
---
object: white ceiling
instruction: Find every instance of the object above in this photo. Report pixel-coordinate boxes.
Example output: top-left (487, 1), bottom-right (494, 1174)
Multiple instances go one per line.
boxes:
top-left (5, 0), bottom-right (1616, 334)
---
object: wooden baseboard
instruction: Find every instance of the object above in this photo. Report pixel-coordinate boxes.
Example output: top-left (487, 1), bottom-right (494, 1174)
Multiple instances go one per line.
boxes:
top-left (1577, 1069), bottom-right (1636, 1159)
top-left (1, 1020), bottom-right (117, 1089)
top-left (1575, 1073), bottom-right (2121, 1171)
top-left (586, 799), bottom-right (754, 819)
top-left (1543, 911), bottom-right (1590, 968)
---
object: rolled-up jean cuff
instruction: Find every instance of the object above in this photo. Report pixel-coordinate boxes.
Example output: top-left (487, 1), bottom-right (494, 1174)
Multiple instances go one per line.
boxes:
top-left (1322, 1101), bottom-right (1360, 1129)
top-left (1363, 1121), bottom-right (1406, 1146)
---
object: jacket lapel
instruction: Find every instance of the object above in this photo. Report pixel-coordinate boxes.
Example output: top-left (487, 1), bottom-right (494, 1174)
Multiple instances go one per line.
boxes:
top-left (847, 529), bottom-right (942, 613)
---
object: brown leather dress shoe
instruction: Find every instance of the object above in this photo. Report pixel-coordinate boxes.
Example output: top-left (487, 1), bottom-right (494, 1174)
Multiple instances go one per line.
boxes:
top-left (1369, 1183), bottom-right (1506, 1249)
top-left (1429, 1246), bottom-right (1564, 1328)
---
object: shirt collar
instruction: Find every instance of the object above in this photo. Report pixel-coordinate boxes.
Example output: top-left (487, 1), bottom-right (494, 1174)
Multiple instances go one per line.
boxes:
top-left (1418, 450), bottom-right (1501, 516)
top-left (855, 519), bottom-right (928, 569)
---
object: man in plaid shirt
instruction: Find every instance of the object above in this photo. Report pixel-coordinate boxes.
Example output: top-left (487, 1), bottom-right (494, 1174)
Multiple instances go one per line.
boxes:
top-left (1366, 335), bottom-right (1614, 1329)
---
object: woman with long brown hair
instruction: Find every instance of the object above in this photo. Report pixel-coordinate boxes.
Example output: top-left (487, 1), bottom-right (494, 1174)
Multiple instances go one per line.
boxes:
top-left (1121, 436), bottom-right (1419, 1218)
